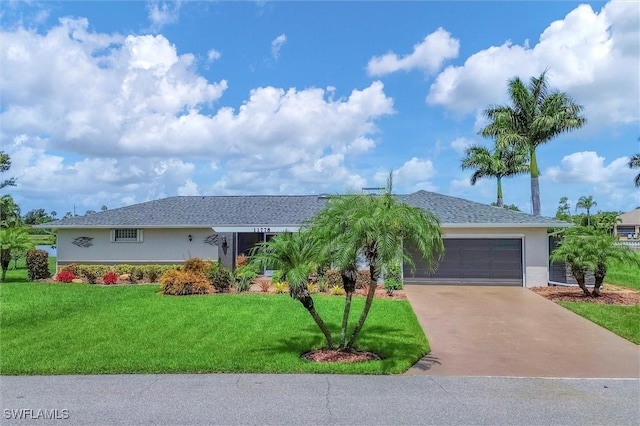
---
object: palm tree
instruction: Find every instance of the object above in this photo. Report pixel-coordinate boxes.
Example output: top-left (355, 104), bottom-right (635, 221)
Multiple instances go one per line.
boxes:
top-left (460, 142), bottom-right (529, 207)
top-left (629, 154), bottom-right (640, 187)
top-left (308, 189), bottom-right (444, 349)
top-left (575, 195), bottom-right (597, 226)
top-left (550, 227), bottom-right (640, 297)
top-left (0, 226), bottom-right (34, 282)
top-left (249, 231), bottom-right (335, 348)
top-left (481, 71), bottom-right (586, 216)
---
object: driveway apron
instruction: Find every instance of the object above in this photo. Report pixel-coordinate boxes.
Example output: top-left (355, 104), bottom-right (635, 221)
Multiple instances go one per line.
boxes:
top-left (404, 285), bottom-right (640, 378)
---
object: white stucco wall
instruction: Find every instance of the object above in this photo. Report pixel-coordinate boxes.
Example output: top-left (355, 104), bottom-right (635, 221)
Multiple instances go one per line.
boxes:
top-left (57, 228), bottom-right (219, 264)
top-left (442, 227), bottom-right (549, 288)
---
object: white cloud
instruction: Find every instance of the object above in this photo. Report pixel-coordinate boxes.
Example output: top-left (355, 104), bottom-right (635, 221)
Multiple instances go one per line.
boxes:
top-left (177, 179), bottom-right (200, 196)
top-left (367, 28), bottom-right (459, 77)
top-left (427, 2), bottom-right (640, 127)
top-left (450, 137), bottom-right (472, 155)
top-left (544, 151), bottom-right (637, 205)
top-left (147, 0), bottom-right (181, 31)
top-left (1, 18), bottom-right (395, 212)
top-left (207, 49), bottom-right (221, 62)
top-left (373, 157), bottom-right (437, 192)
top-left (271, 33), bottom-right (287, 60)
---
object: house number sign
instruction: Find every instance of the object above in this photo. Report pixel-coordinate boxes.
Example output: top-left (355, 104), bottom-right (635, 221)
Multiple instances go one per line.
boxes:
top-left (253, 227), bottom-right (272, 232)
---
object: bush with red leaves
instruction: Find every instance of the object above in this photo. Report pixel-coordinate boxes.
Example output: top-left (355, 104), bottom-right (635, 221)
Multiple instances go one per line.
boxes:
top-left (102, 271), bottom-right (118, 285)
top-left (56, 269), bottom-right (76, 283)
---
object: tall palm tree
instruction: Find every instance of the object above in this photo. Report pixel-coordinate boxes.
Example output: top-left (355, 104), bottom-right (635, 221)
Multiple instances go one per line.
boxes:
top-left (575, 195), bottom-right (597, 226)
top-left (460, 142), bottom-right (529, 207)
top-left (481, 71), bottom-right (586, 215)
top-left (629, 153), bottom-right (640, 187)
top-left (249, 231), bottom-right (335, 349)
top-left (309, 190), bottom-right (444, 349)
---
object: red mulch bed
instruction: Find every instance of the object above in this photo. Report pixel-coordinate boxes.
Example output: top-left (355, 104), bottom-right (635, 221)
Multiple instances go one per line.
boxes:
top-left (302, 349), bottom-right (381, 363)
top-left (531, 284), bottom-right (639, 306)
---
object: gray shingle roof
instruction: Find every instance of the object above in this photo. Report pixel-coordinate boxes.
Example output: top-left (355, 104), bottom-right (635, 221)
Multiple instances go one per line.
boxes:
top-left (39, 190), bottom-right (568, 228)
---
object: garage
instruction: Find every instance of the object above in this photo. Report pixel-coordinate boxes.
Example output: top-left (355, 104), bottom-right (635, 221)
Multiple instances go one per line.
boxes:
top-left (403, 238), bottom-right (524, 286)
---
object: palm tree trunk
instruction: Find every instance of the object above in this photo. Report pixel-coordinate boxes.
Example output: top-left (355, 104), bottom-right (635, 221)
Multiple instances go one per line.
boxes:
top-left (496, 177), bottom-right (503, 207)
top-left (346, 263), bottom-right (378, 349)
top-left (294, 289), bottom-right (335, 348)
top-left (339, 269), bottom-right (357, 348)
top-left (340, 292), bottom-right (353, 347)
top-left (530, 147), bottom-right (541, 216)
top-left (593, 264), bottom-right (606, 297)
top-left (571, 267), bottom-right (590, 296)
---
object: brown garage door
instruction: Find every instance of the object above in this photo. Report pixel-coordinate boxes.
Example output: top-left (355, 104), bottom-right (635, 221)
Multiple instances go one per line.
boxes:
top-left (404, 238), bottom-right (523, 286)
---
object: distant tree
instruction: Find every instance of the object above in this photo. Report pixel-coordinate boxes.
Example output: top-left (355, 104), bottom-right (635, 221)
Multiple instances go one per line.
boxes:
top-left (461, 143), bottom-right (529, 207)
top-left (63, 212), bottom-right (73, 219)
top-left (101, 205), bottom-right (108, 211)
top-left (85, 210), bottom-right (97, 215)
top-left (50, 211), bottom-right (58, 220)
top-left (591, 211), bottom-right (622, 235)
top-left (23, 209), bottom-right (53, 225)
top-left (575, 196), bottom-right (597, 226)
top-left (490, 202), bottom-right (521, 211)
top-left (0, 151), bottom-right (17, 189)
top-left (629, 153), bottom-right (640, 187)
top-left (0, 195), bottom-right (22, 227)
top-left (481, 71), bottom-right (586, 216)
top-left (555, 196), bottom-right (571, 221)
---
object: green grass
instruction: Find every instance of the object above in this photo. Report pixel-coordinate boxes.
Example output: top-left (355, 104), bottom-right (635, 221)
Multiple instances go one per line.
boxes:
top-left (558, 302), bottom-right (640, 344)
top-left (0, 283), bottom-right (428, 375)
top-left (606, 252), bottom-right (640, 290)
top-left (29, 234), bottom-right (56, 246)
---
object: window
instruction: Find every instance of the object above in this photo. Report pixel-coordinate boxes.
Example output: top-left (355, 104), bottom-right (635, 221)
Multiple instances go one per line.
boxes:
top-left (111, 229), bottom-right (143, 242)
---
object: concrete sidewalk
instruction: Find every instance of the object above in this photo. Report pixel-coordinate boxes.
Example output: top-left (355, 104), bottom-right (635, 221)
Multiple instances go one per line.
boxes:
top-left (404, 285), bottom-right (640, 378)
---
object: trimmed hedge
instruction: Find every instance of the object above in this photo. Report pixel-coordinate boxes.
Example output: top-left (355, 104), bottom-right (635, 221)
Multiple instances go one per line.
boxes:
top-left (160, 269), bottom-right (211, 295)
top-left (26, 249), bottom-right (51, 281)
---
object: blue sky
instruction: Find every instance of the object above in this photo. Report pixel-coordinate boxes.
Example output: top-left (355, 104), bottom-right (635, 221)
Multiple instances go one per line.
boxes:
top-left (1, 0), bottom-right (638, 218)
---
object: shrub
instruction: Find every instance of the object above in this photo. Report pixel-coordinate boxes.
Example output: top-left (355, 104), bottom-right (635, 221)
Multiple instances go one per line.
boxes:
top-left (183, 258), bottom-right (211, 275)
top-left (102, 271), bottom-right (118, 285)
top-left (144, 265), bottom-right (163, 283)
top-left (325, 269), bottom-right (342, 288)
top-left (61, 263), bottom-right (78, 275)
top-left (274, 282), bottom-right (288, 294)
top-left (257, 278), bottom-right (271, 293)
top-left (206, 261), bottom-right (233, 292)
top-left (356, 269), bottom-right (370, 289)
top-left (306, 283), bottom-right (318, 294)
top-left (330, 285), bottom-right (345, 296)
top-left (114, 264), bottom-right (134, 276)
top-left (317, 275), bottom-right (328, 293)
top-left (160, 269), bottom-right (211, 296)
top-left (56, 269), bottom-right (76, 283)
top-left (26, 249), bottom-right (50, 281)
top-left (236, 254), bottom-right (248, 267)
top-left (385, 262), bottom-right (402, 282)
top-left (234, 264), bottom-right (258, 293)
top-left (131, 265), bottom-right (145, 283)
top-left (77, 265), bottom-right (109, 284)
top-left (271, 270), bottom-right (285, 284)
top-left (384, 278), bottom-right (403, 296)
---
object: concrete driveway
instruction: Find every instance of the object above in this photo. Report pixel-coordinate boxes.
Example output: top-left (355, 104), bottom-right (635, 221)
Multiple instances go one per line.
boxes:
top-left (404, 285), bottom-right (640, 378)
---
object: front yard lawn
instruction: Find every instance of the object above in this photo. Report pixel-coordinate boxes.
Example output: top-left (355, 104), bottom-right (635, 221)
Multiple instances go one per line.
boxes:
top-left (606, 253), bottom-right (640, 291)
top-left (0, 283), bottom-right (428, 375)
top-left (558, 302), bottom-right (640, 344)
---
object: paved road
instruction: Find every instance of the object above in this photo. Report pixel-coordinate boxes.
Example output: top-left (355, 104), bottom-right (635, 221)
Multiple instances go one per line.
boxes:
top-left (2, 374), bottom-right (638, 425)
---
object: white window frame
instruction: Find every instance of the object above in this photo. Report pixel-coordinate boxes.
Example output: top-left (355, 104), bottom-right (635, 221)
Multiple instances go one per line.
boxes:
top-left (111, 229), bottom-right (143, 243)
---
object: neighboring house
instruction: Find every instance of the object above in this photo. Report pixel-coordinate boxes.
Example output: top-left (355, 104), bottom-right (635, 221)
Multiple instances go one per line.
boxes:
top-left (38, 190), bottom-right (568, 288)
top-left (614, 207), bottom-right (640, 243)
